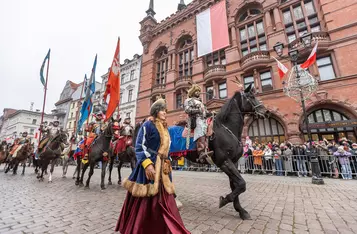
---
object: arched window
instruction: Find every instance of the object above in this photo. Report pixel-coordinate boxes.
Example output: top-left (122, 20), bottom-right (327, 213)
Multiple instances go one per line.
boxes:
top-left (176, 35), bottom-right (194, 78)
top-left (248, 117), bottom-right (285, 144)
top-left (237, 8), bottom-right (266, 57)
top-left (155, 47), bottom-right (168, 85)
top-left (303, 109), bottom-right (357, 142)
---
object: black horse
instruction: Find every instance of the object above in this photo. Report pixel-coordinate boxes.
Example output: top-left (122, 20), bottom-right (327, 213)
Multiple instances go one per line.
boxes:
top-left (36, 131), bottom-right (69, 182)
top-left (76, 118), bottom-right (118, 189)
top-left (108, 122), bottom-right (139, 185)
top-left (133, 84), bottom-right (268, 220)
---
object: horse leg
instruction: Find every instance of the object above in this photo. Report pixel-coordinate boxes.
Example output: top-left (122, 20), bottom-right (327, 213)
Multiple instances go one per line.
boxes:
top-left (85, 162), bottom-right (95, 188)
top-left (75, 156), bottom-right (81, 184)
top-left (101, 161), bottom-right (108, 190)
top-left (79, 163), bottom-right (88, 187)
top-left (5, 161), bottom-right (11, 174)
top-left (219, 159), bottom-right (251, 220)
top-left (13, 161), bottom-right (18, 175)
top-left (62, 157), bottom-right (68, 178)
top-left (48, 160), bottom-right (56, 183)
top-left (117, 161), bottom-right (124, 184)
top-left (21, 161), bottom-right (26, 175)
top-left (108, 156), bottom-right (114, 185)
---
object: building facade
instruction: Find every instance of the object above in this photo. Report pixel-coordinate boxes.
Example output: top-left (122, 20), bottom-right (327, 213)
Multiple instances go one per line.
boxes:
top-left (0, 110), bottom-right (55, 144)
top-left (52, 81), bottom-right (81, 129)
top-left (101, 54), bottom-right (142, 123)
top-left (66, 81), bottom-right (102, 136)
top-left (136, 0), bottom-right (357, 144)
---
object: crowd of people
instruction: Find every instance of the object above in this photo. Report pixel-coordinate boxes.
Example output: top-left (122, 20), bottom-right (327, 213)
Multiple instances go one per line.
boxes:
top-left (238, 136), bottom-right (357, 180)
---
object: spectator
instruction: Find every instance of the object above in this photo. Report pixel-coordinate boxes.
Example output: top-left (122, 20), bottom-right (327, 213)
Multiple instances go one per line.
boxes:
top-left (253, 146), bottom-right (264, 174)
top-left (293, 145), bottom-right (307, 177)
top-left (283, 145), bottom-right (293, 175)
top-left (350, 143), bottom-right (357, 177)
top-left (334, 146), bottom-right (352, 180)
top-left (263, 146), bottom-right (273, 175)
top-left (273, 146), bottom-right (283, 176)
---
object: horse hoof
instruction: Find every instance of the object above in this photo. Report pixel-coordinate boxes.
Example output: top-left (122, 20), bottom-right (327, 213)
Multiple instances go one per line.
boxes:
top-left (118, 180), bottom-right (122, 185)
top-left (101, 186), bottom-right (106, 190)
top-left (79, 182), bottom-right (84, 187)
top-left (108, 181), bottom-right (112, 185)
top-left (21, 173), bottom-right (24, 176)
top-left (219, 196), bottom-right (228, 209)
top-left (84, 185), bottom-right (89, 189)
top-left (62, 175), bottom-right (66, 178)
top-left (239, 212), bottom-right (252, 220)
top-left (72, 177), bottom-right (75, 180)
top-left (48, 181), bottom-right (52, 183)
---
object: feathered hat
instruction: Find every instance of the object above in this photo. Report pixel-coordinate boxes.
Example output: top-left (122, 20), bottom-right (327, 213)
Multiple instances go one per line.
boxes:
top-left (150, 95), bottom-right (167, 117)
top-left (187, 84), bottom-right (201, 98)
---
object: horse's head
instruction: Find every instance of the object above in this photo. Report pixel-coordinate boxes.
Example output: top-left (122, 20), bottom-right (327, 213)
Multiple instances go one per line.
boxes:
top-left (238, 84), bottom-right (269, 118)
top-left (56, 131), bottom-right (69, 145)
top-left (104, 117), bottom-right (121, 138)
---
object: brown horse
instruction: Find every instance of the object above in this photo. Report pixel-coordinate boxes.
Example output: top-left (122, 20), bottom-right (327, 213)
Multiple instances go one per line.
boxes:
top-left (0, 141), bottom-right (9, 167)
top-left (5, 143), bottom-right (34, 175)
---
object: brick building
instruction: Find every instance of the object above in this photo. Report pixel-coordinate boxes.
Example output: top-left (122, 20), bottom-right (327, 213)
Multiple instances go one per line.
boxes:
top-left (136, 0), bottom-right (357, 144)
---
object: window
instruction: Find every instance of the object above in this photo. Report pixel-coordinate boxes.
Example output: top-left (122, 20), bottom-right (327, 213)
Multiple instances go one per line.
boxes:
top-left (205, 49), bottom-right (226, 67)
top-left (304, 109), bottom-right (356, 142)
top-left (120, 92), bottom-right (123, 104)
top-left (283, 1), bottom-right (320, 44)
top-left (218, 82), bottom-right (227, 99)
top-left (130, 70), bottom-right (135, 80)
top-left (206, 86), bottom-right (214, 101)
top-left (260, 71), bottom-right (273, 92)
top-left (121, 74), bottom-right (125, 84)
top-left (68, 122), bottom-right (72, 129)
top-left (126, 112), bottom-right (131, 118)
top-left (239, 20), bottom-right (267, 56)
top-left (128, 89), bottom-right (133, 102)
top-left (32, 119), bottom-right (37, 125)
top-left (178, 37), bottom-right (194, 78)
top-left (317, 56), bottom-right (336, 81)
top-left (29, 129), bottom-right (34, 135)
top-left (248, 118), bottom-right (285, 144)
top-left (238, 8), bottom-right (262, 22)
top-left (156, 48), bottom-right (168, 85)
top-left (72, 103), bottom-right (75, 109)
top-left (244, 75), bottom-right (255, 89)
top-left (70, 113), bottom-right (73, 119)
top-left (176, 93), bottom-right (183, 109)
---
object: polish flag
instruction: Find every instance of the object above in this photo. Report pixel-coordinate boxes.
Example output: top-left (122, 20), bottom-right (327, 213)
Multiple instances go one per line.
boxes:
top-left (273, 57), bottom-right (289, 80)
top-left (196, 1), bottom-right (229, 57)
top-left (300, 42), bottom-right (318, 69)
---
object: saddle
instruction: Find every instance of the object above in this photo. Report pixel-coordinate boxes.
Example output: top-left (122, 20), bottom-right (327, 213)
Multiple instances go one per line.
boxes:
top-left (113, 136), bottom-right (133, 154)
top-left (181, 117), bottom-right (214, 138)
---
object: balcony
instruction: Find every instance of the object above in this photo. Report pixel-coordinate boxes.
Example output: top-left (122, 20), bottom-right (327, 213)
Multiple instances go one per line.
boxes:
top-left (151, 83), bottom-right (166, 96)
top-left (174, 76), bottom-right (192, 90)
top-left (290, 31), bottom-right (330, 51)
top-left (203, 65), bottom-right (226, 83)
top-left (241, 51), bottom-right (270, 72)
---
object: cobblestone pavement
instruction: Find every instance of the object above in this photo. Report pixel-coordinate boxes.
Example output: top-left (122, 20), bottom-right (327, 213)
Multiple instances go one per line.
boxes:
top-left (0, 166), bottom-right (357, 234)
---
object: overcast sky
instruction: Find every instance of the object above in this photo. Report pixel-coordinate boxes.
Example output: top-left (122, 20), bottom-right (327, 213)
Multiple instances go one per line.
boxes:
top-left (0, 0), bottom-right (192, 113)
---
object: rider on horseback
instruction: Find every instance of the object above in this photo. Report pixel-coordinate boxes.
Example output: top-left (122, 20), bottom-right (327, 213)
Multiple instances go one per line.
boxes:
top-left (184, 84), bottom-right (213, 163)
top-left (9, 132), bottom-right (30, 158)
top-left (37, 119), bottom-right (61, 156)
top-left (83, 111), bottom-right (106, 160)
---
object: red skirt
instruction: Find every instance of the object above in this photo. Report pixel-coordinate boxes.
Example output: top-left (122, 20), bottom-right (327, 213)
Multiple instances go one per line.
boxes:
top-left (115, 184), bottom-right (191, 234)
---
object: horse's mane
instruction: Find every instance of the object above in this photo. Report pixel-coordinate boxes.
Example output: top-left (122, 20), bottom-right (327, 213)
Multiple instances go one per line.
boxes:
top-left (216, 92), bottom-right (241, 123)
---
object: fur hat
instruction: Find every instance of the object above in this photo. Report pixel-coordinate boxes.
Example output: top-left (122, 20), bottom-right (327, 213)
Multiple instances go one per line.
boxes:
top-left (150, 97), bottom-right (167, 117)
top-left (337, 146), bottom-right (344, 153)
top-left (187, 84), bottom-right (201, 98)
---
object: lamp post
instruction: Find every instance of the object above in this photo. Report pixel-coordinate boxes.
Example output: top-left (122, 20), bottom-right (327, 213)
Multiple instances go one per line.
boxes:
top-left (274, 33), bottom-right (324, 185)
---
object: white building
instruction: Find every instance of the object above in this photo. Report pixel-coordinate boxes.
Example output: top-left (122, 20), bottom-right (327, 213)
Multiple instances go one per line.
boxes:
top-left (0, 110), bottom-right (55, 144)
top-left (101, 54), bottom-right (142, 123)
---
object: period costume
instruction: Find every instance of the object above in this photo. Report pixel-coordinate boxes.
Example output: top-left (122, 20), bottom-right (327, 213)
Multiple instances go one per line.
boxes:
top-left (10, 132), bottom-right (30, 158)
top-left (114, 117), bottom-right (134, 154)
top-left (38, 119), bottom-right (61, 152)
top-left (116, 98), bottom-right (190, 234)
top-left (184, 84), bottom-right (213, 162)
top-left (83, 112), bottom-right (106, 159)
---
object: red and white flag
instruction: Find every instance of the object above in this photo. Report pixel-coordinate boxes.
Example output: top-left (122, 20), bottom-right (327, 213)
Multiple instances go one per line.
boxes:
top-left (196, 0), bottom-right (229, 57)
top-left (273, 57), bottom-right (289, 79)
top-left (300, 42), bottom-right (318, 69)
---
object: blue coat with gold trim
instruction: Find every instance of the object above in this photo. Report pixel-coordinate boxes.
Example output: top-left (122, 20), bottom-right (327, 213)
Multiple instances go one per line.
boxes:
top-left (122, 120), bottom-right (175, 197)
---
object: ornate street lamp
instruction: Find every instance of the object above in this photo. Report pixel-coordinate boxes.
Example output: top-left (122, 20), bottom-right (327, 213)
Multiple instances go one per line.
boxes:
top-left (274, 38), bottom-right (324, 185)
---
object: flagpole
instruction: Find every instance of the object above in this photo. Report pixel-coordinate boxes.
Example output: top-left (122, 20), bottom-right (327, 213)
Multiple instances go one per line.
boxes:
top-left (73, 76), bottom-right (86, 137)
top-left (117, 37), bottom-right (121, 119)
top-left (38, 50), bottom-right (51, 144)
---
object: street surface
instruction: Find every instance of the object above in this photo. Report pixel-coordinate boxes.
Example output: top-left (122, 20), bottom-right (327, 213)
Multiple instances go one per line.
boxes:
top-left (0, 166), bottom-right (357, 234)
